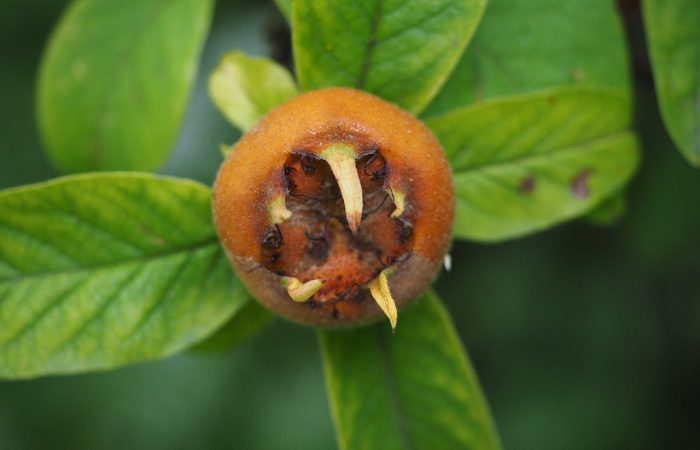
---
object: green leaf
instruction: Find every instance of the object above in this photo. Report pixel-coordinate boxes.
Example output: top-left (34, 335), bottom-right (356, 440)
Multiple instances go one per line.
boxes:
top-left (584, 192), bottom-right (627, 227)
top-left (191, 298), bottom-right (274, 354)
top-left (643, 0), bottom-right (700, 166)
top-left (292, 0), bottom-right (487, 114)
top-left (274, 0), bottom-right (292, 22)
top-left (427, 87), bottom-right (639, 242)
top-left (423, 0), bottom-right (631, 117)
top-left (209, 51), bottom-right (298, 132)
top-left (38, 0), bottom-right (214, 173)
top-left (0, 174), bottom-right (244, 379)
top-left (320, 291), bottom-right (500, 450)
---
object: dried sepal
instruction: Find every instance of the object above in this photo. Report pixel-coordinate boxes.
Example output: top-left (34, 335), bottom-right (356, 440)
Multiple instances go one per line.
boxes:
top-left (367, 269), bottom-right (398, 331)
top-left (320, 144), bottom-right (363, 234)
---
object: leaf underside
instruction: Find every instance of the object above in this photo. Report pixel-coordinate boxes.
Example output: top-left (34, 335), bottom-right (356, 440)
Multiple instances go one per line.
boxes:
top-left (209, 51), bottom-right (298, 132)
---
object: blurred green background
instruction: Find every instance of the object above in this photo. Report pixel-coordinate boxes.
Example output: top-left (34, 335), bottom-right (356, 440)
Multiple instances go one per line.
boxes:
top-left (1, 0), bottom-right (698, 449)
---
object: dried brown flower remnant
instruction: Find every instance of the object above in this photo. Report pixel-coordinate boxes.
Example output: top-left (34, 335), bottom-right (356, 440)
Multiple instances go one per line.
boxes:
top-left (213, 88), bottom-right (454, 329)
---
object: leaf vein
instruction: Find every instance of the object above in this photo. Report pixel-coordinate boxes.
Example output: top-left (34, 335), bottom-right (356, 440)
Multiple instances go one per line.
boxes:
top-left (0, 276), bottom-right (94, 347)
top-left (453, 130), bottom-right (631, 175)
top-left (376, 2), bottom-right (456, 47)
top-left (47, 265), bottom-right (143, 355)
top-left (0, 237), bottom-right (218, 282)
top-left (357, 0), bottom-right (384, 88)
top-left (0, 221), bottom-right (80, 267)
top-left (121, 252), bottom-right (194, 342)
top-left (376, 327), bottom-right (415, 450)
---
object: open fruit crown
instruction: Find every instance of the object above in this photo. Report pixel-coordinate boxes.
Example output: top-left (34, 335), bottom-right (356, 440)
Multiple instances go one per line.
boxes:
top-left (213, 88), bottom-right (455, 330)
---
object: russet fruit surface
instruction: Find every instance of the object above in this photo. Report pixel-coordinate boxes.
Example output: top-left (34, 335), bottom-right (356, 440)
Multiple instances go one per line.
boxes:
top-left (213, 87), bottom-right (454, 328)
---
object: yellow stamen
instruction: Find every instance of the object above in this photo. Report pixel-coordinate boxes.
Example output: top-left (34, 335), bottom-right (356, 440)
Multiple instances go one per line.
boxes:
top-left (281, 277), bottom-right (324, 302)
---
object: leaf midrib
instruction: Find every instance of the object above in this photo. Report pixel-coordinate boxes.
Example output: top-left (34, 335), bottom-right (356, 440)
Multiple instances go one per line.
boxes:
top-left (0, 236), bottom-right (219, 283)
top-left (357, 0), bottom-right (384, 89)
top-left (376, 327), bottom-right (415, 450)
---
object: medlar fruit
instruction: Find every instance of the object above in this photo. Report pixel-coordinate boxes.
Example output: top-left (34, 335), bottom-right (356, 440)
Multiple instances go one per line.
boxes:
top-left (213, 88), bottom-right (454, 329)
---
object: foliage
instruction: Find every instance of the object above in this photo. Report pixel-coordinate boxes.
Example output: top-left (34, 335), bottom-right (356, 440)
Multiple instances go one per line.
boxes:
top-left (208, 51), bottom-right (297, 132)
top-left (0, 174), bottom-right (245, 378)
top-left (424, 0), bottom-right (632, 114)
top-left (292, 0), bottom-right (486, 113)
top-left (321, 292), bottom-right (500, 450)
top-left (1, 0), bottom-right (698, 448)
top-left (643, 0), bottom-right (700, 166)
top-left (38, 0), bottom-right (213, 172)
top-left (427, 87), bottom-right (638, 241)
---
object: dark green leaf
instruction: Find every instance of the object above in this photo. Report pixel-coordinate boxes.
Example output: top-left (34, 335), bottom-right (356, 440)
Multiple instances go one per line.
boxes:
top-left (423, 0), bottom-right (631, 116)
top-left (584, 192), bottom-right (627, 226)
top-left (0, 174), bottom-right (244, 379)
top-left (191, 299), bottom-right (274, 354)
top-left (38, 0), bottom-right (214, 173)
top-left (292, 0), bottom-right (487, 114)
top-left (427, 87), bottom-right (639, 242)
top-left (274, 0), bottom-right (292, 22)
top-left (319, 291), bottom-right (501, 450)
top-left (643, 0), bottom-right (700, 166)
top-left (209, 51), bottom-right (298, 132)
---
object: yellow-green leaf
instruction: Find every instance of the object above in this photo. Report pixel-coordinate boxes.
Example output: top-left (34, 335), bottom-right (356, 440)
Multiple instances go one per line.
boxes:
top-left (209, 51), bottom-right (298, 132)
top-left (427, 87), bottom-right (639, 242)
top-left (0, 174), bottom-right (245, 379)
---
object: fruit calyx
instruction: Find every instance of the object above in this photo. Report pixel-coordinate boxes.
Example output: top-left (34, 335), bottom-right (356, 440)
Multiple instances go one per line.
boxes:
top-left (260, 140), bottom-right (411, 329)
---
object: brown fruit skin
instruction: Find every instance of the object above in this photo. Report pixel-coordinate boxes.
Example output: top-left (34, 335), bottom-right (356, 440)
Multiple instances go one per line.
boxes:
top-left (213, 87), bottom-right (454, 328)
